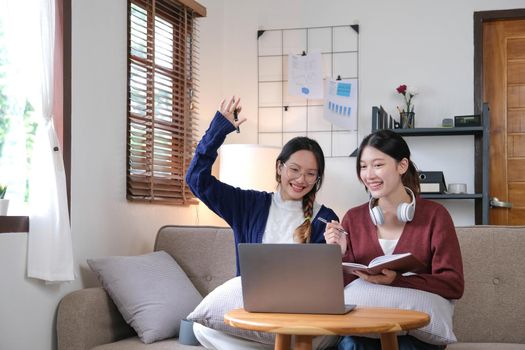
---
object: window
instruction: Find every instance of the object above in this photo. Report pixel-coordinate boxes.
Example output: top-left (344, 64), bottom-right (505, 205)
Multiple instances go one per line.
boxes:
top-left (0, 0), bottom-right (42, 214)
top-left (0, 0), bottom-right (69, 234)
top-left (126, 0), bottom-right (205, 205)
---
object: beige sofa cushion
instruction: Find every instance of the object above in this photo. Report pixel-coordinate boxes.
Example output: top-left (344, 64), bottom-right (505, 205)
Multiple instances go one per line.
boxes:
top-left (91, 337), bottom-right (204, 350)
top-left (154, 225), bottom-right (237, 295)
top-left (454, 226), bottom-right (525, 344)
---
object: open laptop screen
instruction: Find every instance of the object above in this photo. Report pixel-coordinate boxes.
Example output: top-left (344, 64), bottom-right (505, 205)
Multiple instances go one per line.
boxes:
top-left (238, 243), bottom-right (354, 314)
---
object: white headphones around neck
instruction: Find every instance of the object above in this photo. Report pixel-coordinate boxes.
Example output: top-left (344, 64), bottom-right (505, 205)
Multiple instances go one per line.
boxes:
top-left (368, 187), bottom-right (416, 226)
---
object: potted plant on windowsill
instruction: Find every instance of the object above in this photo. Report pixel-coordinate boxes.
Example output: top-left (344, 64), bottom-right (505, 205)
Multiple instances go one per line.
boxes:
top-left (0, 184), bottom-right (8, 216)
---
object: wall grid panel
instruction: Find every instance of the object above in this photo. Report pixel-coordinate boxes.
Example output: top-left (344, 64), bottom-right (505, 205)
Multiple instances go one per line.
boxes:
top-left (256, 25), bottom-right (359, 158)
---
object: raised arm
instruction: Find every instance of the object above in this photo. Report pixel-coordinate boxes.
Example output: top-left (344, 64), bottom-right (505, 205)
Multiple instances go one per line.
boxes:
top-left (185, 98), bottom-right (253, 227)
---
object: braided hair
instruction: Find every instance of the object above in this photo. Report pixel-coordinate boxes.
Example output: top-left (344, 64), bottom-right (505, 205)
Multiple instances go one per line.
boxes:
top-left (275, 137), bottom-right (325, 243)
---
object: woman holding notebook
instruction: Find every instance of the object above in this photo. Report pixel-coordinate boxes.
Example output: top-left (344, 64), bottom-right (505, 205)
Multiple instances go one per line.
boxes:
top-left (186, 96), bottom-right (339, 350)
top-left (324, 129), bottom-right (464, 350)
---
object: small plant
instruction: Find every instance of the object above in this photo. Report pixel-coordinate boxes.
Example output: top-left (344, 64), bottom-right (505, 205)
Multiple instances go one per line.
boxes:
top-left (0, 184), bottom-right (6, 199)
top-left (396, 84), bottom-right (417, 114)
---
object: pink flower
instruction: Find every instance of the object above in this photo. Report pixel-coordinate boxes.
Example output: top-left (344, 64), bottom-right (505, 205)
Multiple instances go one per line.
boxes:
top-left (396, 84), bottom-right (407, 94)
top-left (396, 84), bottom-right (417, 113)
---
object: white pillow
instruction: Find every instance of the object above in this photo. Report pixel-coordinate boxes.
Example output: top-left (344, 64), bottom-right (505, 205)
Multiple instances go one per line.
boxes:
top-left (344, 279), bottom-right (456, 345)
top-left (87, 251), bottom-right (203, 344)
top-left (187, 276), bottom-right (275, 345)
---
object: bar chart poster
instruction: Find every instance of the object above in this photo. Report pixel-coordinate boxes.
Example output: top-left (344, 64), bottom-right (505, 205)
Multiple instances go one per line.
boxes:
top-left (323, 78), bottom-right (358, 130)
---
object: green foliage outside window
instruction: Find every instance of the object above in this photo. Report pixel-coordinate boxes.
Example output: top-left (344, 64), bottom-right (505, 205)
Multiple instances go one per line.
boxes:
top-left (0, 18), bottom-right (37, 202)
top-left (0, 19), bottom-right (9, 156)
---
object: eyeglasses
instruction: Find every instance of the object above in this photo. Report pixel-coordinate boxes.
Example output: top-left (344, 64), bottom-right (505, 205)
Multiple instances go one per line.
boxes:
top-left (281, 162), bottom-right (319, 185)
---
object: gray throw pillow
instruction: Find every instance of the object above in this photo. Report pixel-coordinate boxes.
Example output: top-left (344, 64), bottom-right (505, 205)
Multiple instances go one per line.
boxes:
top-left (187, 276), bottom-right (275, 344)
top-left (87, 250), bottom-right (203, 344)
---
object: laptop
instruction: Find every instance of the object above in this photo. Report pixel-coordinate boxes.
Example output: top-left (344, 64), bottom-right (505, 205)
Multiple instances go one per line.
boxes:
top-left (238, 243), bottom-right (356, 314)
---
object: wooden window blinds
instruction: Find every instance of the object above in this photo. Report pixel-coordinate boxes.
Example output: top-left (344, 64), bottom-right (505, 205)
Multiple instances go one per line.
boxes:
top-left (127, 0), bottom-right (205, 204)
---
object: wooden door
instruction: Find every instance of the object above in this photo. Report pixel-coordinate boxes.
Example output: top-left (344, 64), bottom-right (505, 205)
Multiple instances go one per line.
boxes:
top-left (484, 19), bottom-right (525, 225)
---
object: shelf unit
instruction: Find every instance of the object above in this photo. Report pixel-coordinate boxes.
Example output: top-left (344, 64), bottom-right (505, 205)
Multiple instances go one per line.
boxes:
top-left (371, 103), bottom-right (490, 224)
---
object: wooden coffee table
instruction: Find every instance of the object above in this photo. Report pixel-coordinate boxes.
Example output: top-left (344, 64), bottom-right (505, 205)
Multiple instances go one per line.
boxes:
top-left (224, 307), bottom-right (430, 350)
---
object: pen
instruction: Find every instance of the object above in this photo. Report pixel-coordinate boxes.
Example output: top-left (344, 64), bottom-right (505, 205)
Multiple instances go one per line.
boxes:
top-left (317, 217), bottom-right (348, 235)
top-left (233, 108), bottom-right (240, 133)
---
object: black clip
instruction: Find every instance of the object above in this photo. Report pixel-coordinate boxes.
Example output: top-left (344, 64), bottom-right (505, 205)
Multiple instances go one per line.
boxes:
top-left (233, 109), bottom-right (240, 133)
top-left (336, 75), bottom-right (342, 81)
top-left (301, 51), bottom-right (306, 56)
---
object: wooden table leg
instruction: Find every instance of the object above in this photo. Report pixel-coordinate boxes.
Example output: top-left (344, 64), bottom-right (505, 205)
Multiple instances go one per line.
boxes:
top-left (380, 333), bottom-right (398, 350)
top-left (274, 334), bottom-right (291, 350)
top-left (294, 335), bottom-right (313, 350)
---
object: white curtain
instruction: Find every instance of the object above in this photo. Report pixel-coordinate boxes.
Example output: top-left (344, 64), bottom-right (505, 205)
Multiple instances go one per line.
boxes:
top-left (27, 0), bottom-right (74, 282)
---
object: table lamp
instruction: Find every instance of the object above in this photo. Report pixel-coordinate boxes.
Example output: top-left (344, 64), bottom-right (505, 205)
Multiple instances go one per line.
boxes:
top-left (219, 144), bottom-right (281, 192)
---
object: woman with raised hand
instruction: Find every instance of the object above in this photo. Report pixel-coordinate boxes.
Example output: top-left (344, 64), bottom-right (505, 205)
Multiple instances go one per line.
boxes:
top-left (324, 129), bottom-right (464, 350)
top-left (185, 96), bottom-right (339, 350)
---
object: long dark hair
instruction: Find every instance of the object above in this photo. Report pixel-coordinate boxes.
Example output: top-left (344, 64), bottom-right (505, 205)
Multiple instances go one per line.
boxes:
top-left (356, 130), bottom-right (420, 194)
top-left (275, 137), bottom-right (325, 243)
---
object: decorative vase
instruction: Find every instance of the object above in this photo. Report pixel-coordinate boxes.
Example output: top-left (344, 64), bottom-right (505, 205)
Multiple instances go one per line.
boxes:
top-left (400, 111), bottom-right (415, 129)
top-left (0, 199), bottom-right (9, 216)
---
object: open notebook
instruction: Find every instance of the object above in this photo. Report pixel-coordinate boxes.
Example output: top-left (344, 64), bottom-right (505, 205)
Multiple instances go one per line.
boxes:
top-left (342, 252), bottom-right (426, 275)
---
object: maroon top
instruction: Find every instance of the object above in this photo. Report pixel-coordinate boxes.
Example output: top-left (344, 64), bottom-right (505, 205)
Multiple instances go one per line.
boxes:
top-left (341, 198), bottom-right (464, 300)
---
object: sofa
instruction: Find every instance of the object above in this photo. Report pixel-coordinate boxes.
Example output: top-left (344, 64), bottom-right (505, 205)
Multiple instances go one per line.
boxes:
top-left (57, 225), bottom-right (525, 349)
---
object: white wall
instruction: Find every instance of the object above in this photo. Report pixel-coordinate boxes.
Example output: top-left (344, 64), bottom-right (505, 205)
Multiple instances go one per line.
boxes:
top-left (214, 0), bottom-right (525, 226)
top-left (1, 1), bottom-right (524, 349)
